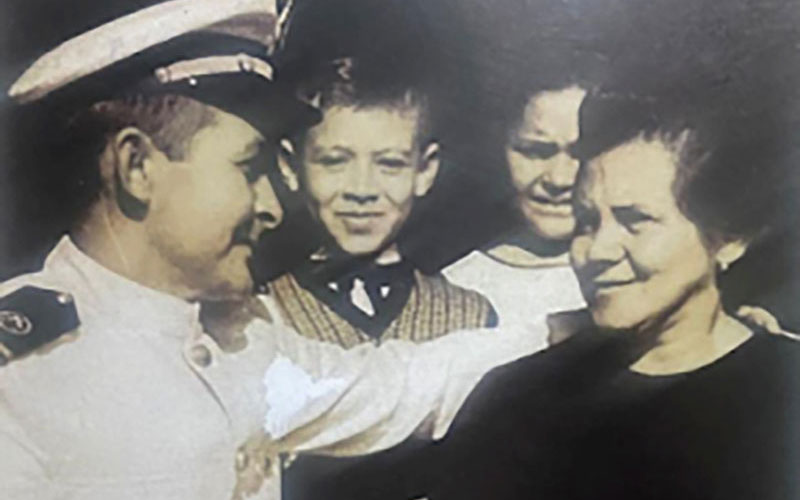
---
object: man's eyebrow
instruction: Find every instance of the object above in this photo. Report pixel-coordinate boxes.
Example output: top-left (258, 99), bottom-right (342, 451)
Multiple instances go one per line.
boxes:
top-left (237, 138), bottom-right (265, 159)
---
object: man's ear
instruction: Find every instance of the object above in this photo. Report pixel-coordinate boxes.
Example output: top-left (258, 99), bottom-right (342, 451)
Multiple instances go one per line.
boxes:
top-left (413, 141), bottom-right (440, 197)
top-left (716, 239), bottom-right (748, 272)
top-left (277, 138), bottom-right (300, 192)
top-left (112, 127), bottom-right (161, 203)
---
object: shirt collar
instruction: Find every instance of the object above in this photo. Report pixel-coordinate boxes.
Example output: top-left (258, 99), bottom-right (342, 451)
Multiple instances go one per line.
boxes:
top-left (44, 236), bottom-right (202, 340)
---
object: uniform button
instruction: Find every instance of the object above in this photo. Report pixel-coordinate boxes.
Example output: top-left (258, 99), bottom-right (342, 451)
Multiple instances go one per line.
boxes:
top-left (189, 344), bottom-right (212, 367)
top-left (235, 450), bottom-right (250, 472)
top-left (282, 452), bottom-right (297, 469)
top-left (56, 292), bottom-right (73, 305)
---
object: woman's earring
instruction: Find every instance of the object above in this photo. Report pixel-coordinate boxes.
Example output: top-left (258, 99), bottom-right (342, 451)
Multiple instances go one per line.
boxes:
top-left (718, 260), bottom-right (730, 272)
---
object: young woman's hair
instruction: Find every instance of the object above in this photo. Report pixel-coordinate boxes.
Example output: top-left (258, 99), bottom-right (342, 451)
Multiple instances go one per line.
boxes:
top-left (488, 45), bottom-right (606, 141)
top-left (470, 39), bottom-right (608, 234)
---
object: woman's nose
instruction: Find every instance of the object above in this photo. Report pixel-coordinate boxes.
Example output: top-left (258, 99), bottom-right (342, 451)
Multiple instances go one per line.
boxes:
top-left (542, 153), bottom-right (580, 194)
top-left (587, 223), bottom-right (625, 263)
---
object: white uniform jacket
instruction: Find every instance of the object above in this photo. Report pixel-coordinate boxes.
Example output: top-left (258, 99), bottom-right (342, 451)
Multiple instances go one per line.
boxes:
top-left (0, 237), bottom-right (548, 500)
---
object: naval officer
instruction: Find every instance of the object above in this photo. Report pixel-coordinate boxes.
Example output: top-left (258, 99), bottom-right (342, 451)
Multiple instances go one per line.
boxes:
top-left (0, 1), bottom-right (550, 499)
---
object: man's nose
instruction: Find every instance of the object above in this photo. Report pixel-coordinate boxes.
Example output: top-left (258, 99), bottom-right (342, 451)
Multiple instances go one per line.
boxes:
top-left (541, 152), bottom-right (579, 196)
top-left (251, 175), bottom-right (284, 231)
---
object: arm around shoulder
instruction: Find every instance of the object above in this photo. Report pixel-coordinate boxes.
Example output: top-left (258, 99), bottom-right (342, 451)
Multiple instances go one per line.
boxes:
top-left (258, 319), bottom-right (548, 454)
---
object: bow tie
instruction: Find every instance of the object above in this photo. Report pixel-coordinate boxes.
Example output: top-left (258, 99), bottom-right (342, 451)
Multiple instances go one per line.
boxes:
top-left (296, 257), bottom-right (415, 338)
top-left (329, 262), bottom-right (412, 317)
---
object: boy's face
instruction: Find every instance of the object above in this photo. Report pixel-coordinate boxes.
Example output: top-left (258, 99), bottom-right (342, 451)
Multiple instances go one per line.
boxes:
top-left (298, 104), bottom-right (438, 256)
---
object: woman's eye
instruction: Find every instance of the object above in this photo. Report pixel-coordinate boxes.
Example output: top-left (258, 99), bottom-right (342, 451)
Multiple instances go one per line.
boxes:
top-left (614, 208), bottom-right (656, 233)
top-left (377, 157), bottom-right (410, 169)
top-left (512, 142), bottom-right (559, 160)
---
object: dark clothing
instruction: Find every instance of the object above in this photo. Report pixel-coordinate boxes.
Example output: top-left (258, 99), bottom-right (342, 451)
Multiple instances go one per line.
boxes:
top-left (283, 437), bottom-right (435, 500)
top-left (433, 329), bottom-right (800, 500)
top-left (283, 328), bottom-right (800, 500)
top-left (292, 258), bottom-right (418, 339)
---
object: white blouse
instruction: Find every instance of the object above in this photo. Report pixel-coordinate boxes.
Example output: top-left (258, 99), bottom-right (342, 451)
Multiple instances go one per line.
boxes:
top-left (444, 246), bottom-right (586, 344)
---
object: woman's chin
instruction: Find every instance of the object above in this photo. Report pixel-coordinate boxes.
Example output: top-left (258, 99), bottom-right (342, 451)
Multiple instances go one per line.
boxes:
top-left (590, 306), bottom-right (643, 332)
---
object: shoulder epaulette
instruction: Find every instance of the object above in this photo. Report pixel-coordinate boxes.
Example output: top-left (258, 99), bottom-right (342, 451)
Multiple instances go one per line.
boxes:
top-left (0, 286), bottom-right (80, 366)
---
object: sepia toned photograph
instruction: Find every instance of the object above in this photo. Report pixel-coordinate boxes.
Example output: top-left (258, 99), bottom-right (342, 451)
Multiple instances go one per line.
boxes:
top-left (1, 0), bottom-right (799, 499)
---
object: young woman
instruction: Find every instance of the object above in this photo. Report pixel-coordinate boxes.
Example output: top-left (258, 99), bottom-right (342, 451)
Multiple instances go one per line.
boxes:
top-left (442, 48), bottom-right (602, 337)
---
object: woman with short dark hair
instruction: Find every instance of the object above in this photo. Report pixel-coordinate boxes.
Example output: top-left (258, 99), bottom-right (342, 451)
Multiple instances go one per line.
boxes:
top-left (431, 79), bottom-right (800, 500)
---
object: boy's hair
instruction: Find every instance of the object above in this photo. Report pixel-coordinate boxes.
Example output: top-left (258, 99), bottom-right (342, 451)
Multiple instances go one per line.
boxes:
top-left (291, 58), bottom-right (433, 151)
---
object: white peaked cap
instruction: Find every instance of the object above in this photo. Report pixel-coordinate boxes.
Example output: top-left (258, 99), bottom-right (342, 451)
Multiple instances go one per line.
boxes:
top-left (8, 0), bottom-right (288, 104)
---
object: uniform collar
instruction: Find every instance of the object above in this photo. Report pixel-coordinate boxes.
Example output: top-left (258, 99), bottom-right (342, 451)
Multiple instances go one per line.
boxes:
top-left (44, 236), bottom-right (202, 340)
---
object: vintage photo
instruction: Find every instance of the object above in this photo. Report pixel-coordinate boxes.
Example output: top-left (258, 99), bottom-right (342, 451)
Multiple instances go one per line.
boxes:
top-left (1, 0), bottom-right (798, 499)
